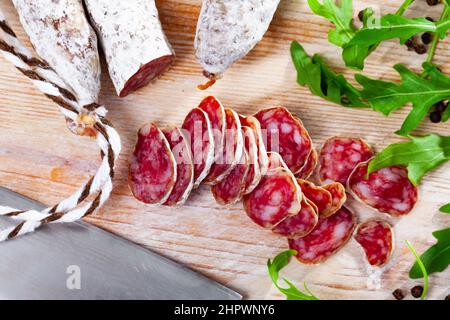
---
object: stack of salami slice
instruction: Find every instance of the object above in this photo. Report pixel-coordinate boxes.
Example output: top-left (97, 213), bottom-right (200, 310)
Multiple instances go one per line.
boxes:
top-left (129, 97), bottom-right (418, 267)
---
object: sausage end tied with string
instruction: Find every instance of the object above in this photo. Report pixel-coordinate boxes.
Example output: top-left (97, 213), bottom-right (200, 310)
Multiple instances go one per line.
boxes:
top-left (0, 9), bottom-right (121, 242)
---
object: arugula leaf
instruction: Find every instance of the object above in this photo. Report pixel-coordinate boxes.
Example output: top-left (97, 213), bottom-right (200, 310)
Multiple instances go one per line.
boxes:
top-left (307, 0), bottom-right (357, 47)
top-left (409, 228), bottom-right (450, 281)
top-left (406, 241), bottom-right (429, 300)
top-left (367, 134), bottom-right (450, 185)
top-left (291, 41), bottom-right (368, 108)
top-left (356, 63), bottom-right (450, 135)
top-left (267, 250), bottom-right (319, 300)
top-left (440, 203), bottom-right (450, 213)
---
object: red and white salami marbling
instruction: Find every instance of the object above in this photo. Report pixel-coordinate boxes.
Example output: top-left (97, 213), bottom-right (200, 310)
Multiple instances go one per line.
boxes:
top-left (211, 149), bottom-right (249, 205)
top-left (254, 107), bottom-right (312, 174)
top-left (297, 179), bottom-right (333, 217)
top-left (129, 123), bottom-right (177, 204)
top-left (272, 198), bottom-right (318, 239)
top-left (296, 148), bottom-right (318, 180)
top-left (182, 108), bottom-right (215, 187)
top-left (84, 0), bottom-right (174, 97)
top-left (243, 166), bottom-right (302, 229)
top-left (204, 108), bottom-right (243, 184)
top-left (289, 206), bottom-right (357, 264)
top-left (242, 126), bottom-right (262, 194)
top-left (198, 96), bottom-right (226, 162)
top-left (322, 182), bottom-right (347, 217)
top-left (239, 115), bottom-right (269, 176)
top-left (318, 137), bottom-right (374, 185)
top-left (348, 161), bottom-right (418, 216)
top-left (355, 220), bottom-right (394, 267)
top-left (162, 126), bottom-right (194, 207)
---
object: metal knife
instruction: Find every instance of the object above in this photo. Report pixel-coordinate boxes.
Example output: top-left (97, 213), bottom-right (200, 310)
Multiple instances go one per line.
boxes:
top-left (0, 187), bottom-right (242, 300)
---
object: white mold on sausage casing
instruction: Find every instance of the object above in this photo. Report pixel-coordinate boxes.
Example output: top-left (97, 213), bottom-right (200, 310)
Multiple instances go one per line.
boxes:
top-left (195, 0), bottom-right (280, 78)
top-left (84, 0), bottom-right (174, 97)
top-left (12, 0), bottom-right (101, 105)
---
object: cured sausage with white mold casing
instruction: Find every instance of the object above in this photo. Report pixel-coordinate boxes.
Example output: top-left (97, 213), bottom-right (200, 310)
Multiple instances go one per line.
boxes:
top-left (12, 0), bottom-right (101, 105)
top-left (195, 0), bottom-right (280, 79)
top-left (84, 0), bottom-right (174, 97)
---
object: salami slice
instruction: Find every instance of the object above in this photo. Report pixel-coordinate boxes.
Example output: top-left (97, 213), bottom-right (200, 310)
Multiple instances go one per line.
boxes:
top-left (195, 0), bottom-right (281, 78)
top-left (12, 0), bottom-right (101, 105)
top-left (204, 108), bottom-right (243, 184)
top-left (181, 108), bottom-right (215, 187)
top-left (162, 126), bottom-right (194, 207)
top-left (322, 182), bottom-right (347, 217)
top-left (297, 179), bottom-right (333, 217)
top-left (129, 123), bottom-right (177, 204)
top-left (272, 198), bottom-right (318, 239)
top-left (254, 107), bottom-right (312, 174)
top-left (318, 137), bottom-right (374, 185)
top-left (242, 126), bottom-right (262, 194)
top-left (243, 167), bottom-right (302, 229)
top-left (211, 149), bottom-right (249, 205)
top-left (355, 220), bottom-right (394, 267)
top-left (296, 148), bottom-right (318, 180)
top-left (84, 0), bottom-right (174, 97)
top-left (240, 115), bottom-right (269, 176)
top-left (289, 206), bottom-right (357, 264)
top-left (267, 151), bottom-right (289, 171)
top-left (348, 161), bottom-right (418, 216)
top-left (198, 96), bottom-right (226, 162)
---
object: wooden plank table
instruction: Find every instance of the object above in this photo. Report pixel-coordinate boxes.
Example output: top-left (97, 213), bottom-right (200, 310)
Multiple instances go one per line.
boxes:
top-left (0, 0), bottom-right (449, 299)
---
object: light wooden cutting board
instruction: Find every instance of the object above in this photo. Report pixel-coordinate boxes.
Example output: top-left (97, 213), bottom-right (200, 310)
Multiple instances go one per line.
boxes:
top-left (0, 0), bottom-right (449, 299)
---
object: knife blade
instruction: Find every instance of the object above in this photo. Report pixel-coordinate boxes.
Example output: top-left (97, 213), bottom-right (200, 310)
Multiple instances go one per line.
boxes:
top-left (0, 187), bottom-right (242, 300)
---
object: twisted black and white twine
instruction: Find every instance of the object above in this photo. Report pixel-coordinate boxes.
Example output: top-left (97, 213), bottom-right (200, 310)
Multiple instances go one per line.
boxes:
top-left (0, 9), bottom-right (121, 241)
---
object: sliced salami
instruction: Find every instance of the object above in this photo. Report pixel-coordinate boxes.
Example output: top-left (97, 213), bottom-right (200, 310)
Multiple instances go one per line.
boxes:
top-left (348, 161), bottom-right (418, 216)
top-left (318, 137), bottom-right (374, 185)
top-left (272, 198), bottom-right (318, 239)
top-left (162, 126), bottom-right (194, 207)
top-left (198, 96), bottom-right (226, 162)
top-left (295, 148), bottom-right (318, 180)
top-left (355, 220), bottom-right (394, 267)
top-left (289, 206), bottom-right (357, 265)
top-left (211, 149), bottom-right (249, 205)
top-left (129, 123), bottom-right (177, 204)
top-left (243, 167), bottom-right (302, 229)
top-left (12, 0), bottom-right (101, 105)
top-left (322, 182), bottom-right (347, 217)
top-left (297, 179), bottom-right (333, 217)
top-left (254, 107), bottom-right (312, 174)
top-left (181, 108), bottom-right (215, 187)
top-left (204, 108), bottom-right (243, 184)
top-left (242, 126), bottom-right (262, 194)
top-left (84, 0), bottom-right (174, 97)
top-left (240, 115), bottom-right (269, 176)
top-left (267, 151), bottom-right (289, 171)
top-left (195, 0), bottom-right (281, 78)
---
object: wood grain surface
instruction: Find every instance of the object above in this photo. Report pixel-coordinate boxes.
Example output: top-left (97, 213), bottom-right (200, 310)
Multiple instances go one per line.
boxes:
top-left (0, 0), bottom-right (449, 300)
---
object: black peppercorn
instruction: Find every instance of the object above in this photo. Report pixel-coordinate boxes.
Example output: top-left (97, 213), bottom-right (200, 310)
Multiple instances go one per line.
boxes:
top-left (435, 101), bottom-right (447, 112)
top-left (393, 289), bottom-right (405, 300)
top-left (430, 111), bottom-right (442, 123)
top-left (426, 0), bottom-right (440, 6)
top-left (358, 10), bottom-right (365, 22)
top-left (421, 32), bottom-right (433, 45)
top-left (414, 44), bottom-right (427, 55)
top-left (411, 285), bottom-right (424, 298)
top-left (405, 37), bottom-right (415, 49)
top-left (426, 17), bottom-right (435, 22)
